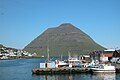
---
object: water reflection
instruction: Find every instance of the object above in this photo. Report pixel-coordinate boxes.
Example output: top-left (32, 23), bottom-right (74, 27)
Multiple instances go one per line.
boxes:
top-left (92, 73), bottom-right (116, 80)
top-left (38, 73), bottom-right (116, 80)
top-left (39, 74), bottom-right (73, 80)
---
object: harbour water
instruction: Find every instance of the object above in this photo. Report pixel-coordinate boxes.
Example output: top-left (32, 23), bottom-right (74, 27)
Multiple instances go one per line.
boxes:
top-left (0, 58), bottom-right (120, 80)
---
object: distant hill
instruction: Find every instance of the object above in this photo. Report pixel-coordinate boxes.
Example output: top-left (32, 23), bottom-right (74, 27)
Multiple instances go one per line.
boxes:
top-left (24, 23), bottom-right (105, 56)
top-left (0, 44), bottom-right (5, 48)
top-left (0, 44), bottom-right (17, 52)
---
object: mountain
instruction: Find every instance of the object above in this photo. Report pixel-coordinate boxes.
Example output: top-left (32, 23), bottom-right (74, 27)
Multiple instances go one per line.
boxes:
top-left (23, 23), bottom-right (105, 56)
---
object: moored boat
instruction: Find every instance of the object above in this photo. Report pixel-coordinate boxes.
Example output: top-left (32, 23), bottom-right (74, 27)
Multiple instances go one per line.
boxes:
top-left (55, 60), bottom-right (68, 68)
top-left (92, 64), bottom-right (116, 73)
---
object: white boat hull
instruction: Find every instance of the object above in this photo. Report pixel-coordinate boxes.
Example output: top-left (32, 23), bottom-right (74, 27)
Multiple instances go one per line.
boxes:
top-left (92, 65), bottom-right (116, 73)
top-left (93, 69), bottom-right (116, 72)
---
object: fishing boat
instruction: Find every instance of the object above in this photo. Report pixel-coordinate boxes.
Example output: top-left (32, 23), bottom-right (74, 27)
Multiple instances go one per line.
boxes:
top-left (68, 57), bottom-right (81, 67)
top-left (92, 64), bottom-right (116, 73)
top-left (55, 60), bottom-right (68, 68)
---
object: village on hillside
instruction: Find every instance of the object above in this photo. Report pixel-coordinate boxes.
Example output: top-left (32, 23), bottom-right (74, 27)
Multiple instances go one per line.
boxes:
top-left (0, 47), bottom-right (37, 60)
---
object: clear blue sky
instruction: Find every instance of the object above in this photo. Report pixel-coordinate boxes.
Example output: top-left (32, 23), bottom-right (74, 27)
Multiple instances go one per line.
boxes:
top-left (0, 0), bottom-right (120, 49)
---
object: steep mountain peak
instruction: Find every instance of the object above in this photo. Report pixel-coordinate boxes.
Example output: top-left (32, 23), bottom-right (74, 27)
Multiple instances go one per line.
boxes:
top-left (44, 23), bottom-right (80, 34)
top-left (58, 23), bottom-right (75, 28)
top-left (58, 23), bottom-right (74, 28)
top-left (57, 23), bottom-right (80, 32)
top-left (24, 23), bottom-right (105, 56)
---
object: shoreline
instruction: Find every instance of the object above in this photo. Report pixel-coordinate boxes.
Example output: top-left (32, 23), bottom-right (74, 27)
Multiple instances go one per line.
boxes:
top-left (0, 56), bottom-right (44, 60)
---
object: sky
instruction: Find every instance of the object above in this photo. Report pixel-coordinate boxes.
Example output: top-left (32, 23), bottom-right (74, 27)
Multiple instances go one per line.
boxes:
top-left (0, 0), bottom-right (120, 49)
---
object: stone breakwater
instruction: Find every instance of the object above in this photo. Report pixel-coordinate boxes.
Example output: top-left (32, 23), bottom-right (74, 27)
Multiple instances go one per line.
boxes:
top-left (32, 67), bottom-right (93, 75)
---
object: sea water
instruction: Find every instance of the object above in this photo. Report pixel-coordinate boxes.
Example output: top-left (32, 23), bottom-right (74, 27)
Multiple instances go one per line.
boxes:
top-left (0, 58), bottom-right (120, 80)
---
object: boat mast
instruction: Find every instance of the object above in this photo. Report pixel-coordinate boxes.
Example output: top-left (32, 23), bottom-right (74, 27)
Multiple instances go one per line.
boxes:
top-left (68, 50), bottom-right (71, 59)
top-left (68, 50), bottom-right (71, 64)
top-left (61, 55), bottom-right (62, 61)
top-left (46, 33), bottom-right (50, 62)
top-left (47, 39), bottom-right (50, 62)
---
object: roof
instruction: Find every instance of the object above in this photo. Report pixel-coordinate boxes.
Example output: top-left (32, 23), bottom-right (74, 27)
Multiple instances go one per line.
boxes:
top-left (81, 55), bottom-right (90, 57)
top-left (104, 49), bottom-right (115, 51)
top-left (101, 53), bottom-right (113, 57)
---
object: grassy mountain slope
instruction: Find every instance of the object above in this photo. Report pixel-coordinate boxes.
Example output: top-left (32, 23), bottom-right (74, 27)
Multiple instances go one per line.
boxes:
top-left (24, 23), bottom-right (105, 56)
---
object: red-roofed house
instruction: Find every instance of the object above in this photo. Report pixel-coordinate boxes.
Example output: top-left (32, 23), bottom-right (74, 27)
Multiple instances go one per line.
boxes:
top-left (100, 53), bottom-right (113, 62)
top-left (100, 49), bottom-right (115, 62)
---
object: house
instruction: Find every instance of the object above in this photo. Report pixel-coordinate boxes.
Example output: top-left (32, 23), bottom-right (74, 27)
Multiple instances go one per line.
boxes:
top-left (112, 50), bottom-right (120, 57)
top-left (100, 49), bottom-right (115, 62)
top-left (80, 55), bottom-right (90, 63)
top-left (100, 49), bottom-right (120, 62)
top-left (110, 50), bottom-right (120, 63)
top-left (100, 53), bottom-right (113, 62)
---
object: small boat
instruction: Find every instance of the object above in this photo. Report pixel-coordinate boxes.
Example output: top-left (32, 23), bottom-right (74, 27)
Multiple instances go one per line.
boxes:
top-left (55, 60), bottom-right (68, 68)
top-left (92, 64), bottom-right (116, 73)
top-left (68, 57), bottom-right (80, 67)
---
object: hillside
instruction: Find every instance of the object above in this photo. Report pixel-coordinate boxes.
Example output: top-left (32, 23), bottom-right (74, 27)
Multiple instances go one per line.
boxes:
top-left (0, 44), bottom-right (17, 52)
top-left (0, 44), bottom-right (5, 48)
top-left (23, 23), bottom-right (105, 56)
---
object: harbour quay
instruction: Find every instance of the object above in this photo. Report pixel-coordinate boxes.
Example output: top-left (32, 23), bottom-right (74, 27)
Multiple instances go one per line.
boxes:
top-left (32, 67), bottom-right (93, 75)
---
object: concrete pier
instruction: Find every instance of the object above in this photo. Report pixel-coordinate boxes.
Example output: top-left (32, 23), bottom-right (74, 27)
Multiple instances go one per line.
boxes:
top-left (32, 67), bottom-right (92, 75)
